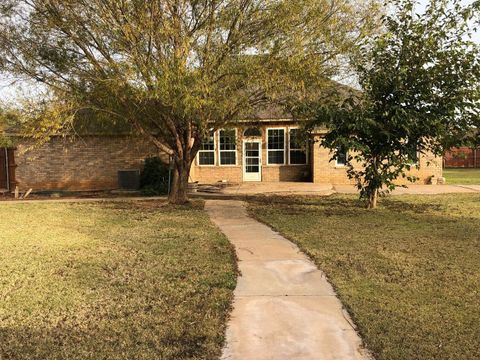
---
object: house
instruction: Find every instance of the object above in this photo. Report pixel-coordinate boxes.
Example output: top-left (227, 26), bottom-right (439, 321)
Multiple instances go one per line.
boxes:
top-left (190, 120), bottom-right (443, 185)
top-left (0, 112), bottom-right (443, 193)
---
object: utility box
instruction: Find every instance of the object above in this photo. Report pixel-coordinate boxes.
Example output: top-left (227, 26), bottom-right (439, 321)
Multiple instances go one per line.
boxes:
top-left (117, 170), bottom-right (141, 190)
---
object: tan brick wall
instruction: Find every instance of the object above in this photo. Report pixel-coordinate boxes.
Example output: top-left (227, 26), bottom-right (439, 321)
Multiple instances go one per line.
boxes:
top-left (14, 127), bottom-right (443, 191)
top-left (15, 136), bottom-right (158, 191)
top-left (312, 135), bottom-right (443, 185)
top-left (190, 122), bottom-right (311, 184)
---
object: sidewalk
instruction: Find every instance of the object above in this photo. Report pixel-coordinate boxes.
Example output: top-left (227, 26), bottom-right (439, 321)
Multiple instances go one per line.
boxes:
top-left (206, 200), bottom-right (370, 360)
top-left (333, 184), bottom-right (480, 195)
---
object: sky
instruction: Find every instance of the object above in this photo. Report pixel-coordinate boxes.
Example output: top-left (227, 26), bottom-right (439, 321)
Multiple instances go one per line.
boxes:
top-left (0, 0), bottom-right (478, 103)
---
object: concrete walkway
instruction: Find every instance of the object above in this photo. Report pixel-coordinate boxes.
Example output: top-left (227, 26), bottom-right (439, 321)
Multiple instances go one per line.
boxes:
top-left (206, 200), bottom-right (370, 360)
top-left (334, 184), bottom-right (480, 195)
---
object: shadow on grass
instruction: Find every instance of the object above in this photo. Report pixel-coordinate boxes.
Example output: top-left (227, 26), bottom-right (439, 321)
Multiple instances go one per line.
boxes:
top-left (0, 322), bottom-right (214, 360)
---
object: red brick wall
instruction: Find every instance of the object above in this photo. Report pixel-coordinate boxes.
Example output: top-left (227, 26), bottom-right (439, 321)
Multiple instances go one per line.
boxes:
top-left (444, 147), bottom-right (480, 168)
top-left (15, 136), bottom-right (158, 191)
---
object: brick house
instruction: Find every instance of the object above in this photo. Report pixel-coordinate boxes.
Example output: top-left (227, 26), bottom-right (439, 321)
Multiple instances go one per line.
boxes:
top-left (0, 116), bottom-right (443, 192)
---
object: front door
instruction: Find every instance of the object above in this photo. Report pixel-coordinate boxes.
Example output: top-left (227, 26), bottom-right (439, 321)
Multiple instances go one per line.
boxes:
top-left (243, 140), bottom-right (262, 181)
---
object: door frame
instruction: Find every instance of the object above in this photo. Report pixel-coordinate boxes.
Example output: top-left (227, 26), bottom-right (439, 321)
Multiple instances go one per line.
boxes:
top-left (242, 139), bottom-right (262, 182)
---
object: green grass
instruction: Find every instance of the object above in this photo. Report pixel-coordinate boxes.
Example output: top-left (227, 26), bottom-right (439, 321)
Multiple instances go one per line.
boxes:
top-left (444, 168), bottom-right (480, 185)
top-left (249, 194), bottom-right (480, 360)
top-left (0, 200), bottom-right (237, 360)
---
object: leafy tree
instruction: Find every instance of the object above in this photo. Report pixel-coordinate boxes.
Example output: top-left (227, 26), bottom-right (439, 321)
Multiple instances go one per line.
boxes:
top-left (0, 106), bottom-right (17, 147)
top-left (0, 0), bottom-right (380, 203)
top-left (310, 0), bottom-right (480, 208)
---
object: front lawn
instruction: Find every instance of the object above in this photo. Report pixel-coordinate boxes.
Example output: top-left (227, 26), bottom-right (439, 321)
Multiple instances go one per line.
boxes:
top-left (444, 168), bottom-right (480, 185)
top-left (0, 200), bottom-right (237, 360)
top-left (249, 194), bottom-right (480, 360)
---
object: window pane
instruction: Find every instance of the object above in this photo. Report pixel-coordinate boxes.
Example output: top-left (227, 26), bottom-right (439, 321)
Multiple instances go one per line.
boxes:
top-left (220, 151), bottom-right (236, 165)
top-left (199, 151), bottom-right (215, 165)
top-left (289, 128), bottom-right (301, 149)
top-left (290, 150), bottom-right (307, 165)
top-left (336, 147), bottom-right (347, 165)
top-left (220, 130), bottom-right (236, 151)
top-left (201, 132), bottom-right (215, 151)
top-left (268, 129), bottom-right (285, 150)
top-left (245, 142), bottom-right (260, 157)
top-left (268, 150), bottom-right (284, 164)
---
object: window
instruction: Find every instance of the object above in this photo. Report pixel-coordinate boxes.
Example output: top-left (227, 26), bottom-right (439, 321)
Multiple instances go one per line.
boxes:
top-left (267, 128), bottom-right (285, 164)
top-left (243, 127), bottom-right (262, 137)
top-left (289, 128), bottom-right (307, 165)
top-left (219, 129), bottom-right (237, 165)
top-left (198, 131), bottom-right (215, 165)
top-left (403, 138), bottom-right (420, 166)
top-left (335, 146), bottom-right (347, 166)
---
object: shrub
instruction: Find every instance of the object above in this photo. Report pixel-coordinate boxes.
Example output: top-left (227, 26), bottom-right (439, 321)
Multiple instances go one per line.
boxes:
top-left (140, 156), bottom-right (170, 195)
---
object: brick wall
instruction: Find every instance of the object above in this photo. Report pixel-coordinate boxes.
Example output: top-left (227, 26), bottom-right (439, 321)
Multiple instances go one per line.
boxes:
top-left (15, 136), bottom-right (158, 191)
top-left (13, 127), bottom-right (443, 191)
top-left (444, 147), bottom-right (480, 168)
top-left (312, 135), bottom-right (443, 185)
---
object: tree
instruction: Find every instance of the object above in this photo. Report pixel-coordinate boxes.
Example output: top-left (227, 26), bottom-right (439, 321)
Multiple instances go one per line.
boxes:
top-left (0, 106), bottom-right (17, 147)
top-left (0, 0), bottom-right (380, 204)
top-left (310, 0), bottom-right (480, 208)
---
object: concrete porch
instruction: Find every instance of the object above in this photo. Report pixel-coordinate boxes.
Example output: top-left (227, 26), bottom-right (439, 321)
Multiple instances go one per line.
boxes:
top-left (193, 182), bottom-right (480, 197)
top-left (196, 182), bottom-right (334, 196)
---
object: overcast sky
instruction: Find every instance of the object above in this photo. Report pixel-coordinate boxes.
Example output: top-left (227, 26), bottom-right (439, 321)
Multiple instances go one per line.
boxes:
top-left (0, 0), bottom-right (478, 103)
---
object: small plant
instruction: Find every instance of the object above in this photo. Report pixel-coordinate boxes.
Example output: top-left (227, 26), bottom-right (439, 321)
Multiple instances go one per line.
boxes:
top-left (140, 156), bottom-right (170, 195)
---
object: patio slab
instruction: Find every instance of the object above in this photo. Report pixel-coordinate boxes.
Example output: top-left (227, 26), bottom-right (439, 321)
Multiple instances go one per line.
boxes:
top-left (222, 182), bottom-right (334, 196)
top-left (333, 184), bottom-right (480, 195)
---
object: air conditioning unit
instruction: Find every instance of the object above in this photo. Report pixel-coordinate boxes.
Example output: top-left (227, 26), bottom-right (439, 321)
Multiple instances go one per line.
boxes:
top-left (117, 170), bottom-right (141, 190)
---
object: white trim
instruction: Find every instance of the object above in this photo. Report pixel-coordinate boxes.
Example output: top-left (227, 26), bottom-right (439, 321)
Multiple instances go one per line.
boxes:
top-left (288, 127), bottom-right (309, 165)
top-left (266, 127), bottom-right (286, 166)
top-left (197, 130), bottom-right (217, 166)
top-left (243, 139), bottom-right (262, 181)
top-left (218, 128), bottom-right (238, 166)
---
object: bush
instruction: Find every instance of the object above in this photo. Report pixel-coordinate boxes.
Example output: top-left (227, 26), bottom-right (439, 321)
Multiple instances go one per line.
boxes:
top-left (140, 156), bottom-right (170, 195)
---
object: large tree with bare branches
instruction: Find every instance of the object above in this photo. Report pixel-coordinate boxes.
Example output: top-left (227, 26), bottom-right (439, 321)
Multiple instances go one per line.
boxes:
top-left (0, 0), bottom-right (380, 203)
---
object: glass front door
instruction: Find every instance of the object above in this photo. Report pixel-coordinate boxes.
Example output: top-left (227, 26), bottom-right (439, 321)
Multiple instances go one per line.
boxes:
top-left (243, 140), bottom-right (262, 181)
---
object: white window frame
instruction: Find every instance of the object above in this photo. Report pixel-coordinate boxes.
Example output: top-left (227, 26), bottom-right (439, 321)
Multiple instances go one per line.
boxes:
top-left (266, 127), bottom-right (286, 166)
top-left (288, 127), bottom-right (308, 165)
top-left (335, 146), bottom-right (348, 167)
top-left (197, 130), bottom-right (217, 167)
top-left (218, 128), bottom-right (238, 166)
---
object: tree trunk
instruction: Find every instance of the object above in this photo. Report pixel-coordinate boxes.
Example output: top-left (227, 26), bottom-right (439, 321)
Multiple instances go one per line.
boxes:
top-left (367, 189), bottom-right (378, 209)
top-left (168, 160), bottom-right (192, 205)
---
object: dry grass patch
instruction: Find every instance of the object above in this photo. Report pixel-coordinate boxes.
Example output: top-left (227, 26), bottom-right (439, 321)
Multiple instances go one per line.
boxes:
top-left (0, 200), bottom-right (237, 360)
